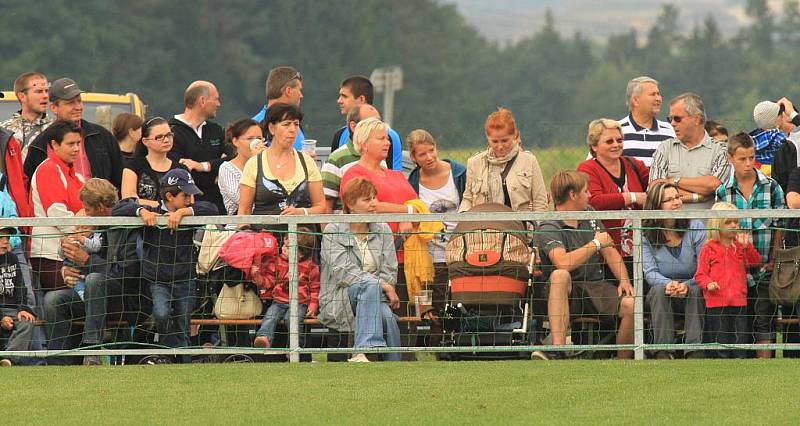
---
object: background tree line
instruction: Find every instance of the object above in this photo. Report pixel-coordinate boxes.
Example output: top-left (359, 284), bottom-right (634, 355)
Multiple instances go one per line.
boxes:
top-left (1, 0), bottom-right (797, 150)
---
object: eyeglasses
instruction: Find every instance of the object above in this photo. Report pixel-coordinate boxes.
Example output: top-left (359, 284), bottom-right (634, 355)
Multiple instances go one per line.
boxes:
top-left (668, 115), bottom-right (687, 123)
top-left (148, 132), bottom-right (174, 142)
top-left (601, 137), bottom-right (624, 145)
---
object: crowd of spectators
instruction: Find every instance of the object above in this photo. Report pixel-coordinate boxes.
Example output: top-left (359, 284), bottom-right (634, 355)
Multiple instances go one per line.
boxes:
top-left (2, 70), bottom-right (800, 365)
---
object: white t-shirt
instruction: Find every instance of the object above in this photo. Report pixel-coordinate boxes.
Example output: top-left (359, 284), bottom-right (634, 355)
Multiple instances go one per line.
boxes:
top-left (418, 172), bottom-right (460, 263)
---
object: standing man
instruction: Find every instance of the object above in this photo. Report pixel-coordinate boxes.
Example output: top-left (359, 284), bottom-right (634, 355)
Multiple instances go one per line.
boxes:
top-left (23, 78), bottom-right (122, 189)
top-left (329, 76), bottom-right (403, 171)
top-left (252, 66), bottom-right (306, 150)
top-left (649, 93), bottom-right (730, 210)
top-left (1, 72), bottom-right (52, 159)
top-left (618, 76), bottom-right (676, 166)
top-left (168, 80), bottom-right (227, 213)
top-left (756, 97), bottom-right (800, 191)
top-left (715, 132), bottom-right (785, 359)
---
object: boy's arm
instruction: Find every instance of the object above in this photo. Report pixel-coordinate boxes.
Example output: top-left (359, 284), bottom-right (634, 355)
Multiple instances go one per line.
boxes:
top-left (307, 264), bottom-right (321, 315)
top-left (14, 262), bottom-right (35, 317)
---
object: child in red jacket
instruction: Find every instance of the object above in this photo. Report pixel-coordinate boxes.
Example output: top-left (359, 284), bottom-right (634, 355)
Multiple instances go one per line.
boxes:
top-left (694, 202), bottom-right (761, 358)
top-left (251, 229), bottom-right (319, 348)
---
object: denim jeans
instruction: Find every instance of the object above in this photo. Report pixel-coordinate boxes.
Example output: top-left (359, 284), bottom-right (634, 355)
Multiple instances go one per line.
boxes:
top-left (256, 302), bottom-right (308, 346)
top-left (150, 281), bottom-right (196, 349)
top-left (347, 278), bottom-right (401, 361)
top-left (705, 306), bottom-right (747, 359)
top-left (43, 272), bottom-right (124, 350)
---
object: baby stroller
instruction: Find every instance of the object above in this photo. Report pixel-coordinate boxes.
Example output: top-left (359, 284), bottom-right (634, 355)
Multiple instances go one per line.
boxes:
top-left (439, 203), bottom-right (538, 360)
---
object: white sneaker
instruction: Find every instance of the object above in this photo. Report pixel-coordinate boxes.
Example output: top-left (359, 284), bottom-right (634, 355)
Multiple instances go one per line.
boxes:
top-left (347, 353), bottom-right (370, 363)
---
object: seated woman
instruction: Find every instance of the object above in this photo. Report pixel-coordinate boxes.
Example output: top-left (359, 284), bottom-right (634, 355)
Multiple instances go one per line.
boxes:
top-left (459, 108), bottom-right (547, 212)
top-left (642, 182), bottom-right (706, 359)
top-left (577, 118), bottom-right (648, 270)
top-left (218, 118), bottom-right (264, 215)
top-left (121, 117), bottom-right (186, 207)
top-left (319, 177), bottom-right (401, 362)
top-left (238, 103), bottom-right (325, 236)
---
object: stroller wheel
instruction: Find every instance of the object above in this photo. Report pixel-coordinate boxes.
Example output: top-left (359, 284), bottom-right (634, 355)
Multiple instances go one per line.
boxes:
top-left (223, 354), bottom-right (255, 363)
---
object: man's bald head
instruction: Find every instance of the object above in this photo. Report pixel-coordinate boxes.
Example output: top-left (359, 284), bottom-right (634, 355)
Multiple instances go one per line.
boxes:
top-left (347, 104), bottom-right (381, 134)
top-left (184, 80), bottom-right (216, 108)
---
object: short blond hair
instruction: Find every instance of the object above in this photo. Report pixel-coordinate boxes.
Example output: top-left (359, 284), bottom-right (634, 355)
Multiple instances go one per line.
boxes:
top-left (79, 178), bottom-right (119, 209)
top-left (352, 117), bottom-right (388, 154)
top-left (550, 170), bottom-right (589, 206)
top-left (707, 202), bottom-right (738, 241)
top-left (406, 129), bottom-right (436, 155)
top-left (586, 118), bottom-right (622, 158)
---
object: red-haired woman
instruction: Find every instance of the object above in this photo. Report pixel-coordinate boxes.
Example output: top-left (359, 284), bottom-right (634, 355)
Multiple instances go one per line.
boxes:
top-left (459, 108), bottom-right (548, 212)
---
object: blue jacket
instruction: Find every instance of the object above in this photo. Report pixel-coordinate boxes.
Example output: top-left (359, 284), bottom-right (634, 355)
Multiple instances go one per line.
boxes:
top-left (334, 125), bottom-right (403, 171)
top-left (0, 172), bottom-right (21, 249)
top-left (253, 105), bottom-right (305, 150)
top-left (407, 159), bottom-right (467, 203)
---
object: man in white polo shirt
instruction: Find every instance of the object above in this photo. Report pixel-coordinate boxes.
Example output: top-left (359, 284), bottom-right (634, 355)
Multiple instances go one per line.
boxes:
top-left (618, 76), bottom-right (676, 166)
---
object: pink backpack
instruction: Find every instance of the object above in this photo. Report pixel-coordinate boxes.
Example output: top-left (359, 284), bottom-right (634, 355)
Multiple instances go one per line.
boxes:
top-left (218, 231), bottom-right (279, 276)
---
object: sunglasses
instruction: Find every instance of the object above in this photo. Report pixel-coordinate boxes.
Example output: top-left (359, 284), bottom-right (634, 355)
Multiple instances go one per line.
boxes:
top-left (668, 115), bottom-right (689, 123)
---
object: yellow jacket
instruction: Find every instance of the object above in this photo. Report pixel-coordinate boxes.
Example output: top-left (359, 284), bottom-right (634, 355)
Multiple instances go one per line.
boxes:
top-left (403, 200), bottom-right (444, 301)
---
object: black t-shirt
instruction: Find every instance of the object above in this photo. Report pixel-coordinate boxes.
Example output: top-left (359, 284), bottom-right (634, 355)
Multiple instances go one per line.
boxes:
top-left (125, 157), bottom-right (185, 202)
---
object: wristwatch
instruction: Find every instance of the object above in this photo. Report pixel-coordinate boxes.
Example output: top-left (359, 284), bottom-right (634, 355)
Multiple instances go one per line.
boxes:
top-left (591, 239), bottom-right (602, 252)
top-left (673, 177), bottom-right (681, 186)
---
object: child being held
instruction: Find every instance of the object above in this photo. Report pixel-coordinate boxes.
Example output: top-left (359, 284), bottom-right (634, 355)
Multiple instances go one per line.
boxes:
top-left (251, 228), bottom-right (320, 348)
top-left (694, 202), bottom-right (762, 358)
top-left (61, 226), bottom-right (102, 301)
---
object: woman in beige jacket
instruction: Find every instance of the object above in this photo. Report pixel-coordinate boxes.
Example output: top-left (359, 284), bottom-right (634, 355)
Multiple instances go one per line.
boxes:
top-left (459, 108), bottom-right (548, 212)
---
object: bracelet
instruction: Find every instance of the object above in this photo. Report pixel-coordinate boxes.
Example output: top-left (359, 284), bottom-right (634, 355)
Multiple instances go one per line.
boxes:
top-left (629, 193), bottom-right (637, 204)
top-left (407, 205), bottom-right (414, 214)
top-left (302, 208), bottom-right (308, 216)
top-left (692, 193), bottom-right (700, 202)
top-left (591, 239), bottom-right (602, 252)
top-left (203, 162), bottom-right (210, 172)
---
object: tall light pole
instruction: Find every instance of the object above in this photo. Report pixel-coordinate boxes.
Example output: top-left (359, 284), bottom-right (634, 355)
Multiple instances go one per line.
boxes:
top-left (370, 66), bottom-right (403, 127)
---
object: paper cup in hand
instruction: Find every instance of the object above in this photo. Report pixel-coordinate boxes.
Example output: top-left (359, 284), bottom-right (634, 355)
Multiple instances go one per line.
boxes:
top-left (302, 139), bottom-right (317, 154)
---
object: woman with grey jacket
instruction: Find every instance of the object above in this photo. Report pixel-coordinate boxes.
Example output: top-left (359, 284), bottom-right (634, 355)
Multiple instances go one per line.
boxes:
top-left (319, 177), bottom-right (401, 362)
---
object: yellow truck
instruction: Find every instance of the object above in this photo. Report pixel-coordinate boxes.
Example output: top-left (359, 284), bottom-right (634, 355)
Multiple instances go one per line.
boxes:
top-left (0, 91), bottom-right (146, 130)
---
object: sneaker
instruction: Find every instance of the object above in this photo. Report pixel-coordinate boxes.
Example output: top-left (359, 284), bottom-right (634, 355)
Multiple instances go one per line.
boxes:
top-left (253, 336), bottom-right (271, 348)
top-left (531, 350), bottom-right (566, 361)
top-left (0, 359), bottom-right (12, 367)
top-left (347, 353), bottom-right (370, 363)
top-left (83, 355), bottom-right (102, 366)
top-left (142, 356), bottom-right (173, 365)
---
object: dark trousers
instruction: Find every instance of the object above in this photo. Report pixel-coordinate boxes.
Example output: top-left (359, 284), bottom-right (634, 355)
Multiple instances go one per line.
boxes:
top-left (705, 306), bottom-right (747, 359)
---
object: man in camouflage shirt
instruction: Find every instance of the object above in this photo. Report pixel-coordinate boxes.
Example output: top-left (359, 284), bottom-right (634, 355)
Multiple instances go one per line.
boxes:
top-left (1, 72), bottom-right (52, 160)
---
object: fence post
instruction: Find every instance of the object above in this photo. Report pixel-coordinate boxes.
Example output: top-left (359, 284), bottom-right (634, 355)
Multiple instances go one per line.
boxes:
top-left (287, 223), bottom-right (300, 363)
top-left (632, 218), bottom-right (645, 360)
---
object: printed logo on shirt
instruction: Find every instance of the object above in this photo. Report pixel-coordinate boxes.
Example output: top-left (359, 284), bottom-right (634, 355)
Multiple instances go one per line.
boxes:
top-left (209, 139), bottom-right (221, 146)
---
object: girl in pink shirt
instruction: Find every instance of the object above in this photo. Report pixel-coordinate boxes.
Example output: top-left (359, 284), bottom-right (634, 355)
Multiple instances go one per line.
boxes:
top-left (694, 202), bottom-right (761, 358)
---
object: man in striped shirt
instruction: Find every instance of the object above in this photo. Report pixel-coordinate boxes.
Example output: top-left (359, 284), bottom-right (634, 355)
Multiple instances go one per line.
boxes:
top-left (320, 104), bottom-right (381, 213)
top-left (619, 76), bottom-right (676, 166)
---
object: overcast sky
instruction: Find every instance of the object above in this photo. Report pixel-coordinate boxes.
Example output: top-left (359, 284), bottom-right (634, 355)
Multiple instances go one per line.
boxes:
top-left (445, 0), bottom-right (783, 43)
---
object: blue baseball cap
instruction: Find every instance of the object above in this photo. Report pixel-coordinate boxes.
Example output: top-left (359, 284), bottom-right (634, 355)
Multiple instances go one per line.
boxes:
top-left (160, 168), bottom-right (203, 195)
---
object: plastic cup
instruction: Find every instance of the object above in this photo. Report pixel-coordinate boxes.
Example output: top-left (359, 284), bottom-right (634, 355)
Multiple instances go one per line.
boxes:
top-left (301, 139), bottom-right (317, 154)
top-left (416, 290), bottom-right (433, 316)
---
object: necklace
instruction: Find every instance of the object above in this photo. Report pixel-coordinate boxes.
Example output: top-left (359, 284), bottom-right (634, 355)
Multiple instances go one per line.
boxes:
top-left (268, 150), bottom-right (292, 169)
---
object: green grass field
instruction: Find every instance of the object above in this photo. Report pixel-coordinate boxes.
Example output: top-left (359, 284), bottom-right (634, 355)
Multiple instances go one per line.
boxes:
top-left (6, 360), bottom-right (800, 425)
top-left (441, 145), bottom-right (588, 185)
